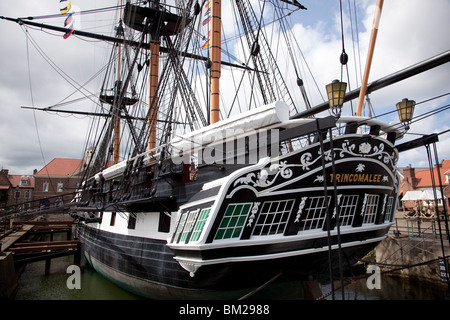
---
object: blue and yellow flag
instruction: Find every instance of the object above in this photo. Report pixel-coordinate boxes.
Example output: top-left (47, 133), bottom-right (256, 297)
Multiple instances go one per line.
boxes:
top-left (60, 1), bottom-right (74, 38)
top-left (60, 2), bottom-right (72, 14)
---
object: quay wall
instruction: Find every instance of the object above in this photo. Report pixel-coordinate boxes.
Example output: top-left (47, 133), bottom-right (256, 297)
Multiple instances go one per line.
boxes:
top-left (0, 252), bottom-right (17, 299)
top-left (376, 235), bottom-right (449, 283)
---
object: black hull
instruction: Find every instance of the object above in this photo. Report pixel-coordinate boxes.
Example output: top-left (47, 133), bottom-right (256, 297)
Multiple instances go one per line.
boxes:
top-left (77, 223), bottom-right (385, 299)
top-left (74, 116), bottom-right (400, 299)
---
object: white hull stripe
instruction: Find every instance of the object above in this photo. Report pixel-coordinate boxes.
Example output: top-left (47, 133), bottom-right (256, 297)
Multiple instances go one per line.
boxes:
top-left (173, 235), bottom-right (387, 266)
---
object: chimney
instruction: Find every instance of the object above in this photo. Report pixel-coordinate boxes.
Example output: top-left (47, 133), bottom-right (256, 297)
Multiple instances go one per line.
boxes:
top-left (402, 164), bottom-right (417, 191)
top-left (2, 169), bottom-right (9, 176)
top-left (436, 159), bottom-right (445, 168)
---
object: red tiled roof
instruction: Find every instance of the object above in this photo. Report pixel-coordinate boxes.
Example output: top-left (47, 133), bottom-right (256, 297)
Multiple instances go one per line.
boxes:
top-left (415, 160), bottom-right (450, 188)
top-left (35, 158), bottom-right (84, 176)
top-left (7, 175), bottom-right (35, 188)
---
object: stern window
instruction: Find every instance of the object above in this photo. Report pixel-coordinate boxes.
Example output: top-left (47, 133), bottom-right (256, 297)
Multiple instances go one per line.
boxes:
top-left (338, 195), bottom-right (359, 227)
top-left (384, 196), bottom-right (394, 222)
top-left (180, 210), bottom-right (199, 242)
top-left (299, 196), bottom-right (331, 231)
top-left (214, 203), bottom-right (251, 240)
top-left (363, 194), bottom-right (379, 224)
top-left (190, 208), bottom-right (211, 242)
top-left (252, 199), bottom-right (294, 236)
top-left (172, 212), bottom-right (188, 243)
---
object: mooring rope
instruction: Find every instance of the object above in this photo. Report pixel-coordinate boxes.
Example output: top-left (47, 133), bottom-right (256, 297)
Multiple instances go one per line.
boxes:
top-left (237, 271), bottom-right (284, 300)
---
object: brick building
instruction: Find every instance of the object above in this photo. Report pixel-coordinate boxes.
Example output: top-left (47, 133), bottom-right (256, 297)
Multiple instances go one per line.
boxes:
top-left (0, 170), bottom-right (11, 208)
top-left (0, 169), bottom-right (35, 211)
top-left (400, 160), bottom-right (450, 210)
top-left (33, 158), bottom-right (84, 209)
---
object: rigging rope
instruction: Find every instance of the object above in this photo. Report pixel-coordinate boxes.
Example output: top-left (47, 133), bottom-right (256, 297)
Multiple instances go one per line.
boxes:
top-left (24, 28), bottom-right (57, 195)
top-left (19, 3), bottom-right (128, 21)
top-left (20, 26), bottom-right (102, 108)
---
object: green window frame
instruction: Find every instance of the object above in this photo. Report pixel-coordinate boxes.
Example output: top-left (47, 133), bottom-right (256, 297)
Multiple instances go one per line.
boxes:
top-left (214, 203), bottom-right (252, 240)
top-left (190, 208), bottom-right (211, 242)
top-left (384, 196), bottom-right (394, 222)
top-left (172, 212), bottom-right (188, 243)
top-left (180, 210), bottom-right (199, 243)
top-left (171, 208), bottom-right (212, 244)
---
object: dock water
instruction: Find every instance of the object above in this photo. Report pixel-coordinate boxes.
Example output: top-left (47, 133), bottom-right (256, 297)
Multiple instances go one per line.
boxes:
top-left (3, 212), bottom-right (450, 300)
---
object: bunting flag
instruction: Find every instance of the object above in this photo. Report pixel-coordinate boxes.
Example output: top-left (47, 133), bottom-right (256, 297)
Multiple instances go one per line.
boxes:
top-left (201, 39), bottom-right (211, 49)
top-left (60, 1), bottom-right (72, 14)
top-left (201, 2), bottom-right (211, 49)
top-left (59, 1), bottom-right (75, 39)
top-left (202, 7), bottom-right (211, 26)
top-left (202, 13), bottom-right (211, 25)
top-left (201, 30), bottom-right (211, 49)
top-left (64, 13), bottom-right (73, 27)
top-left (63, 27), bottom-right (75, 39)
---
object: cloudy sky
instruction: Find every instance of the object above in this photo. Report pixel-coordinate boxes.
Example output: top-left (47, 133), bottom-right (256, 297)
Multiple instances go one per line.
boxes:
top-left (1, 0), bottom-right (450, 175)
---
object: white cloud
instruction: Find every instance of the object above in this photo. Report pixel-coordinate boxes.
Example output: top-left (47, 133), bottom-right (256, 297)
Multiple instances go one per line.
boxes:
top-left (0, 0), bottom-right (113, 173)
top-left (369, 0), bottom-right (450, 167)
top-left (0, 0), bottom-right (449, 175)
top-left (291, 0), bottom-right (450, 167)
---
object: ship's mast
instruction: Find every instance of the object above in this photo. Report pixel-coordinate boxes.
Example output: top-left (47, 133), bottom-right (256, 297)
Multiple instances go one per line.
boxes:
top-left (113, 0), bottom-right (123, 164)
top-left (210, 0), bottom-right (221, 124)
top-left (355, 0), bottom-right (383, 116)
top-left (147, 1), bottom-right (161, 153)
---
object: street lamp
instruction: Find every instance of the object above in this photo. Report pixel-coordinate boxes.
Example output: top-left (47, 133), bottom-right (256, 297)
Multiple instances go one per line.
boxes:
top-left (326, 80), bottom-right (347, 117)
top-left (396, 98), bottom-right (415, 129)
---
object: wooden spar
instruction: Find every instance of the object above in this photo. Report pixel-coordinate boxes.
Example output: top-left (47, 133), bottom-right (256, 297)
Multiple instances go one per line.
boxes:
top-left (210, 0), bottom-right (221, 124)
top-left (291, 49), bottom-right (450, 119)
top-left (355, 0), bottom-right (383, 116)
top-left (0, 16), bottom-right (252, 70)
top-left (148, 40), bottom-right (160, 153)
top-left (113, 0), bottom-right (123, 165)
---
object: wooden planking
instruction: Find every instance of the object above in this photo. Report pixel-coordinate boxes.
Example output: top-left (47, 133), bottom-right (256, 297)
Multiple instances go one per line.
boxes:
top-left (13, 240), bottom-right (79, 247)
top-left (9, 242), bottom-right (79, 253)
top-left (0, 224), bottom-right (34, 253)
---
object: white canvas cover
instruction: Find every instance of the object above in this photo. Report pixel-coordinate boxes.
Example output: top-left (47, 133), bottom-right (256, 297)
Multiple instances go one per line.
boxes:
top-left (402, 189), bottom-right (446, 201)
top-left (170, 101), bottom-right (290, 154)
top-left (419, 189), bottom-right (445, 200)
top-left (401, 190), bottom-right (423, 201)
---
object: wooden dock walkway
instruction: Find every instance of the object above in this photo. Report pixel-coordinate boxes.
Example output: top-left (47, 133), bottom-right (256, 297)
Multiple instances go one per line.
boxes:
top-left (0, 224), bottom-right (34, 253)
top-left (12, 220), bottom-right (75, 240)
top-left (0, 219), bottom-right (81, 299)
top-left (9, 240), bottom-right (79, 253)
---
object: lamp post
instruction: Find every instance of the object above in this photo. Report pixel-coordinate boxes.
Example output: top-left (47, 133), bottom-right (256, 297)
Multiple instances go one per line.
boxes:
top-left (323, 79), bottom-right (347, 299)
top-left (326, 80), bottom-right (347, 117)
top-left (396, 98), bottom-right (415, 130)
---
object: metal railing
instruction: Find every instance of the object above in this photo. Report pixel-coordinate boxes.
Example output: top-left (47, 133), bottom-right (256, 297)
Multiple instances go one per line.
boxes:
top-left (392, 214), bottom-right (450, 240)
